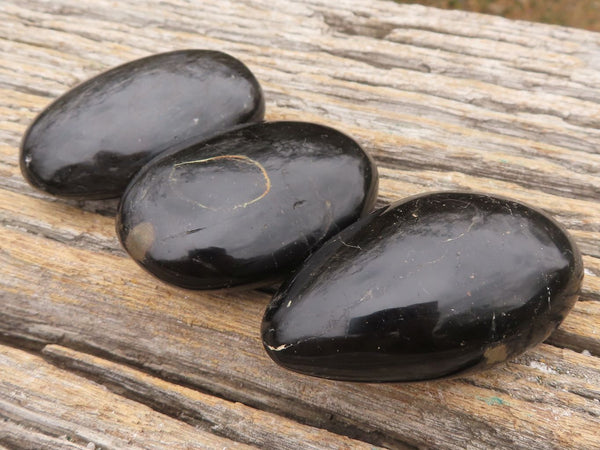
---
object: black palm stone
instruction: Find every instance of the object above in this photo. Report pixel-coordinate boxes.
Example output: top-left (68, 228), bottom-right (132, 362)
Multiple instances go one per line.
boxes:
top-left (262, 192), bottom-right (583, 382)
top-left (116, 121), bottom-right (378, 290)
top-left (20, 50), bottom-right (265, 199)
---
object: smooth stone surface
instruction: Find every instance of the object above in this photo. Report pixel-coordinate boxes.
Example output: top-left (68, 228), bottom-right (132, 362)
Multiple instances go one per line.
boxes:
top-left (20, 50), bottom-right (265, 199)
top-left (262, 192), bottom-right (584, 382)
top-left (116, 121), bottom-right (378, 290)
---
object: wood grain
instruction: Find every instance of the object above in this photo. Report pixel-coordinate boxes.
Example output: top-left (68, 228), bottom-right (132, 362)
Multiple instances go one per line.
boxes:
top-left (1, 0), bottom-right (599, 448)
top-left (41, 345), bottom-right (378, 450)
top-left (0, 344), bottom-right (250, 449)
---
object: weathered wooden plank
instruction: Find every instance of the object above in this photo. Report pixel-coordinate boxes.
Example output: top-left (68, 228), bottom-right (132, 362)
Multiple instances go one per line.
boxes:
top-left (1, 0), bottom-right (599, 448)
top-left (0, 344), bottom-right (251, 449)
top-left (547, 301), bottom-right (600, 355)
top-left (41, 344), bottom-right (380, 450)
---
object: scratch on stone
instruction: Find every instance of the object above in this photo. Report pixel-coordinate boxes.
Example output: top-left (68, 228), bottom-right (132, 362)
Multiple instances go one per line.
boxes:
top-left (467, 212), bottom-right (482, 232)
top-left (454, 199), bottom-right (472, 209)
top-left (422, 249), bottom-right (448, 266)
top-left (339, 238), bottom-right (361, 250)
top-left (164, 226), bottom-right (206, 240)
top-left (445, 232), bottom-right (465, 242)
top-left (169, 154), bottom-right (271, 210)
top-left (320, 199), bottom-right (334, 240)
top-left (359, 289), bottom-right (373, 302)
top-left (445, 211), bottom-right (482, 243)
top-left (266, 343), bottom-right (293, 351)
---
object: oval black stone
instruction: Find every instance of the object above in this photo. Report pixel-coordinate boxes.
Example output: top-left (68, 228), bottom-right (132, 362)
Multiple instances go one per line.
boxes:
top-left (20, 50), bottom-right (265, 199)
top-left (262, 192), bottom-right (583, 382)
top-left (116, 121), bottom-right (378, 290)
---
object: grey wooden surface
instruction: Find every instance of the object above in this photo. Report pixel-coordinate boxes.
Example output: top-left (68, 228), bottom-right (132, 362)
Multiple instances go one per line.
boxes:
top-left (1, 1), bottom-right (599, 448)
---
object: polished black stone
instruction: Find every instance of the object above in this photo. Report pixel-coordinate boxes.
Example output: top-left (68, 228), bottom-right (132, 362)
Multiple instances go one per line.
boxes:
top-left (262, 192), bottom-right (583, 382)
top-left (116, 121), bottom-right (378, 290)
top-left (20, 50), bottom-right (265, 199)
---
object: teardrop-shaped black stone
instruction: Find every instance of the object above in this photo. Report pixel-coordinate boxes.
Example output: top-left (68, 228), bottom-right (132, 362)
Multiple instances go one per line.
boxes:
top-left (262, 192), bottom-right (583, 382)
top-left (20, 50), bottom-right (265, 199)
top-left (116, 121), bottom-right (378, 290)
